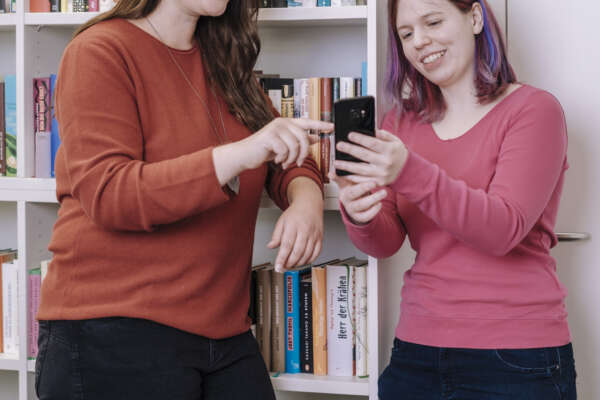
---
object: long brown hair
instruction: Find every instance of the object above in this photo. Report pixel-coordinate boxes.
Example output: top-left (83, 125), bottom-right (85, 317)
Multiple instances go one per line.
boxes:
top-left (75, 0), bottom-right (274, 132)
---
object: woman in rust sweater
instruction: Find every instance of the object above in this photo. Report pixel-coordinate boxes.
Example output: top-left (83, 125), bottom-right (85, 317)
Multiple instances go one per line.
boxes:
top-left (35, 0), bottom-right (332, 399)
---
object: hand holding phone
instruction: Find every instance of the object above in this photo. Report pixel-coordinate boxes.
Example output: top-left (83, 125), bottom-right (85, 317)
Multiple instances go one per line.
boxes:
top-left (333, 96), bottom-right (376, 176)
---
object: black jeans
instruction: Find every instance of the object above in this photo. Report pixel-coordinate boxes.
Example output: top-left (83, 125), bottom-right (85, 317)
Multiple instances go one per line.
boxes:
top-left (379, 338), bottom-right (577, 400)
top-left (35, 317), bottom-right (276, 400)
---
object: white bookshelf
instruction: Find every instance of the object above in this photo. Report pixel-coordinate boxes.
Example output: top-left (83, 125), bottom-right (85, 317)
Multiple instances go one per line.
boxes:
top-left (0, 3), bottom-right (387, 400)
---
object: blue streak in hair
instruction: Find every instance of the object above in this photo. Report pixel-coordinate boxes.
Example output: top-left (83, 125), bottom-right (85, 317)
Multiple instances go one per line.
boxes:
top-left (479, 0), bottom-right (497, 70)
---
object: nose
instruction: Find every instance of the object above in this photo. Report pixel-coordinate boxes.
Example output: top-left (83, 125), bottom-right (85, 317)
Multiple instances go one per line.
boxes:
top-left (412, 28), bottom-right (431, 50)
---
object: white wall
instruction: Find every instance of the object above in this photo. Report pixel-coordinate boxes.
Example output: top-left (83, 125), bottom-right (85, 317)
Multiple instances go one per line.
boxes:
top-left (507, 2), bottom-right (600, 398)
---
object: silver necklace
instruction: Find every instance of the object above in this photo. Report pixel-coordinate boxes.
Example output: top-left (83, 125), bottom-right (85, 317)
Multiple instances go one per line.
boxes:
top-left (146, 16), bottom-right (228, 145)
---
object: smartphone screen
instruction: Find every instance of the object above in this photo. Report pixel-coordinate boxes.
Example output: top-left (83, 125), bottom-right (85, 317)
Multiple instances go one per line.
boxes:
top-left (333, 96), bottom-right (376, 176)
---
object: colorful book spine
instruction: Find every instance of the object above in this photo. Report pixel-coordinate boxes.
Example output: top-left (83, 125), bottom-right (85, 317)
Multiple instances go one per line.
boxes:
top-left (50, 74), bottom-right (60, 177)
top-left (284, 267), bottom-right (310, 373)
top-left (271, 270), bottom-right (285, 372)
top-left (361, 61), bottom-right (368, 95)
top-left (2, 261), bottom-right (19, 355)
top-left (300, 275), bottom-right (313, 373)
top-left (0, 81), bottom-right (5, 176)
top-left (311, 265), bottom-right (327, 375)
top-left (4, 75), bottom-right (16, 176)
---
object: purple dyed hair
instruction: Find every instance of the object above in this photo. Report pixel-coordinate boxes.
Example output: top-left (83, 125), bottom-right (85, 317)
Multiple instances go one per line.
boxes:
top-left (386, 0), bottom-right (516, 122)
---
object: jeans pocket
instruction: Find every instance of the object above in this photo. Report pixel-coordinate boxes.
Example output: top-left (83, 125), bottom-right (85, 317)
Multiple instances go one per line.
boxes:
top-left (494, 348), bottom-right (559, 374)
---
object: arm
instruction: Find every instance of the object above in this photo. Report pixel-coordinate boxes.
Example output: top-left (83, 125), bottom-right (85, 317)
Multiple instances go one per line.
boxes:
top-left (390, 92), bottom-right (567, 256)
top-left (56, 39), bottom-right (234, 232)
top-left (340, 186), bottom-right (407, 258)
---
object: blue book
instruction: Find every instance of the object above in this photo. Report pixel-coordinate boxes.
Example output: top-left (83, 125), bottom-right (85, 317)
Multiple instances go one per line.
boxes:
top-left (49, 74), bottom-right (61, 178)
top-left (284, 266), bottom-right (311, 373)
top-left (4, 74), bottom-right (16, 176)
top-left (287, 0), bottom-right (302, 6)
top-left (317, 0), bottom-right (330, 5)
top-left (361, 61), bottom-right (367, 96)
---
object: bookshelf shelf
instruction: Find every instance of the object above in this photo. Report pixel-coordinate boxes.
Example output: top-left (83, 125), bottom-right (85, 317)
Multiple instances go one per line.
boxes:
top-left (0, 354), bottom-right (20, 371)
top-left (271, 373), bottom-right (369, 396)
top-left (24, 12), bottom-right (101, 26)
top-left (0, 13), bottom-right (17, 28)
top-left (258, 5), bottom-right (367, 27)
top-left (0, 178), bottom-right (56, 202)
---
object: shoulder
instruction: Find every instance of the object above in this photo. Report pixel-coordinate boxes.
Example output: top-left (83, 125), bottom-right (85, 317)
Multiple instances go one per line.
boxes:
top-left (504, 85), bottom-right (565, 122)
top-left (64, 18), bottom-right (138, 62)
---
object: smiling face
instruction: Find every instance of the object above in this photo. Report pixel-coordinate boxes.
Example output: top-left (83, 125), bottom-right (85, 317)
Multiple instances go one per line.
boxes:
top-left (395, 0), bottom-right (483, 91)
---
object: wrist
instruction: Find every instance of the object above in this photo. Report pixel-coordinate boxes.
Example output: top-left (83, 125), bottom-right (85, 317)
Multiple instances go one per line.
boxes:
top-left (287, 177), bottom-right (323, 208)
top-left (212, 141), bottom-right (247, 186)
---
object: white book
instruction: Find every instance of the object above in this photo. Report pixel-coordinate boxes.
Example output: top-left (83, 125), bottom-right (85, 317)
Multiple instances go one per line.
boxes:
top-left (267, 89), bottom-right (282, 115)
top-left (355, 264), bottom-right (368, 377)
top-left (326, 264), bottom-right (354, 376)
top-left (293, 78), bottom-right (301, 118)
top-left (301, 0), bottom-right (316, 6)
top-left (331, 0), bottom-right (342, 6)
top-left (298, 78), bottom-right (310, 119)
top-left (2, 261), bottom-right (19, 355)
top-left (40, 258), bottom-right (51, 282)
top-left (341, 0), bottom-right (356, 5)
top-left (340, 77), bottom-right (355, 99)
top-left (35, 131), bottom-right (51, 178)
top-left (98, 0), bottom-right (113, 11)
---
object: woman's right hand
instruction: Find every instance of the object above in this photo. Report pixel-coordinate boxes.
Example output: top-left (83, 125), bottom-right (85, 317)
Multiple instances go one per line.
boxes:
top-left (240, 117), bottom-right (334, 170)
top-left (329, 171), bottom-right (387, 225)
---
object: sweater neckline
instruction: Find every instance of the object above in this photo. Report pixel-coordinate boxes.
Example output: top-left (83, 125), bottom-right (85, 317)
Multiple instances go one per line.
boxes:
top-left (429, 84), bottom-right (529, 144)
top-left (122, 18), bottom-right (199, 55)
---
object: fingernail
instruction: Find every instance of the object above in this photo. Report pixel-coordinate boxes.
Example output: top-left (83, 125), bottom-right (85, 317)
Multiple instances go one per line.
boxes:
top-left (275, 264), bottom-right (283, 273)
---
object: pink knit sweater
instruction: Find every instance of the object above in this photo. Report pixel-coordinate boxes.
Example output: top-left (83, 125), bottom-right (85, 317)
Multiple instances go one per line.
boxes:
top-left (342, 85), bottom-right (571, 348)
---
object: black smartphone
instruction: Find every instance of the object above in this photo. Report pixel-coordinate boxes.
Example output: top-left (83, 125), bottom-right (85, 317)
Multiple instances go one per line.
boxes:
top-left (333, 96), bottom-right (376, 176)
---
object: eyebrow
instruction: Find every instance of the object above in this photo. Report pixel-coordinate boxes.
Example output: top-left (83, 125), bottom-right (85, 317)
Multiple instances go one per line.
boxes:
top-left (397, 12), bottom-right (443, 30)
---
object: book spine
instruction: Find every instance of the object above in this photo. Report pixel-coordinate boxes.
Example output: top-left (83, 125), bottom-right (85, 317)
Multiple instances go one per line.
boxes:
top-left (298, 78), bottom-right (309, 119)
top-left (271, 270), bottom-right (285, 372)
top-left (50, 74), bottom-right (60, 178)
top-left (33, 77), bottom-right (51, 133)
top-left (256, 268), bottom-right (272, 371)
top-left (311, 266), bottom-right (327, 375)
top-left (88, 0), bottom-right (98, 11)
top-left (326, 265), bottom-right (353, 376)
top-left (340, 77), bottom-right (355, 99)
top-left (354, 77), bottom-right (362, 97)
top-left (320, 133), bottom-right (331, 184)
top-left (284, 270), bottom-right (301, 373)
top-left (332, 77), bottom-right (340, 123)
top-left (361, 61), bottom-right (368, 95)
top-left (35, 131), bottom-right (51, 178)
top-left (293, 78), bottom-right (301, 118)
top-left (355, 265), bottom-right (368, 377)
top-left (50, 0), bottom-right (60, 12)
top-left (4, 75), bottom-right (16, 176)
top-left (0, 81), bottom-right (5, 176)
top-left (281, 83), bottom-right (294, 118)
top-left (308, 78), bottom-right (321, 172)
top-left (300, 279), bottom-right (313, 373)
top-left (2, 262), bottom-right (18, 355)
top-left (320, 77), bottom-right (332, 122)
top-left (272, 0), bottom-right (287, 7)
top-left (28, 269), bottom-right (41, 359)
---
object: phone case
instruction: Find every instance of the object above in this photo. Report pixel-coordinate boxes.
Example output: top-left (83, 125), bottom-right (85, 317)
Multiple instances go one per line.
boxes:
top-left (333, 96), bottom-right (375, 176)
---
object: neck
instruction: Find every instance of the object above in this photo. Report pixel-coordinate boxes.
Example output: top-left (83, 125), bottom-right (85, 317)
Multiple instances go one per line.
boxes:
top-left (438, 73), bottom-right (480, 117)
top-left (145, 4), bottom-right (199, 50)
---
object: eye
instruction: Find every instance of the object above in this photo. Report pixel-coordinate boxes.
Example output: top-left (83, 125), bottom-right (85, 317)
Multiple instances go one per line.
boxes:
top-left (400, 31), bottom-right (412, 40)
top-left (427, 19), bottom-right (442, 26)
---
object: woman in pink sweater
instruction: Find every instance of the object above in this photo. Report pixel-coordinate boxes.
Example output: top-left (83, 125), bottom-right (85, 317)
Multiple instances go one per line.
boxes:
top-left (332, 0), bottom-right (577, 398)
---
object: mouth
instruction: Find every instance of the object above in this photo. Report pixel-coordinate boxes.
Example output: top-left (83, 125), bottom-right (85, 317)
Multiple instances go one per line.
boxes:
top-left (421, 50), bottom-right (446, 65)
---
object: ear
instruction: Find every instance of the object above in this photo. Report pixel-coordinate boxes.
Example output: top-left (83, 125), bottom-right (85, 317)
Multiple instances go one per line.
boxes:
top-left (471, 2), bottom-right (484, 35)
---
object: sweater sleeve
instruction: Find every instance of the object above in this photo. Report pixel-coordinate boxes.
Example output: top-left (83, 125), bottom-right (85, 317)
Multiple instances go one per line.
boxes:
top-left (340, 186), bottom-right (407, 258)
top-left (55, 36), bottom-right (233, 232)
top-left (390, 91), bottom-right (567, 256)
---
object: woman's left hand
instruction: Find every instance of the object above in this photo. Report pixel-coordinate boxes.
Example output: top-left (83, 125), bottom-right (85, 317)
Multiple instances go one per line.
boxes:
top-left (268, 198), bottom-right (323, 273)
top-left (334, 129), bottom-right (409, 186)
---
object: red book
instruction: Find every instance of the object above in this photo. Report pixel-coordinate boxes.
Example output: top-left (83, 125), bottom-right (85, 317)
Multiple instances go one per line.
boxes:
top-left (30, 0), bottom-right (51, 12)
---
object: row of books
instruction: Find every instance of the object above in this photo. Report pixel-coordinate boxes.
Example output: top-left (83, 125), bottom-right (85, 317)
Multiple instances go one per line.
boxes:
top-left (0, 251), bottom-right (49, 358)
top-left (0, 0), bottom-right (15, 12)
top-left (33, 75), bottom-right (61, 178)
top-left (259, 0), bottom-right (366, 7)
top-left (257, 67), bottom-right (366, 183)
top-left (0, 249), bottom-right (18, 355)
top-left (250, 257), bottom-right (368, 377)
top-left (29, 0), bottom-right (114, 12)
top-left (0, 75), bottom-right (16, 177)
